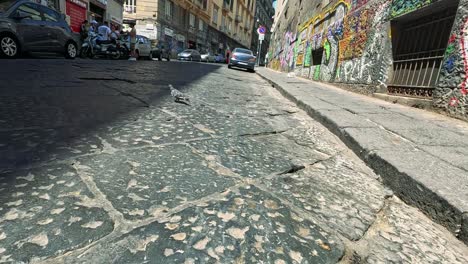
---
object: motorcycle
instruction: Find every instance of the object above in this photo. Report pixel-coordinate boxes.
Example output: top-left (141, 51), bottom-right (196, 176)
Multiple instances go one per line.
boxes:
top-left (80, 32), bottom-right (124, 60)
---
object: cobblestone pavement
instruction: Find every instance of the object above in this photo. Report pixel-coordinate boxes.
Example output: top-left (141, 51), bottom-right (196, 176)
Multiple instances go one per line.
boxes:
top-left (0, 59), bottom-right (467, 263)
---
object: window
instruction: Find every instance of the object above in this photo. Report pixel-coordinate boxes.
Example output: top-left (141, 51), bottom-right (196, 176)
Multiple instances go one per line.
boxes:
top-left (124, 0), bottom-right (136, 14)
top-left (199, 19), bottom-right (204, 31)
top-left (212, 6), bottom-right (218, 24)
top-left (165, 0), bottom-right (173, 18)
top-left (41, 6), bottom-right (59, 22)
top-left (189, 13), bottom-right (195, 27)
top-left (16, 4), bottom-right (42, 21)
top-left (203, 0), bottom-right (207, 9)
top-left (234, 48), bottom-right (253, 55)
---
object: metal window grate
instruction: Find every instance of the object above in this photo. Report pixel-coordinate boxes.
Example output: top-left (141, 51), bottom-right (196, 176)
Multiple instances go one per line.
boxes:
top-left (388, 8), bottom-right (457, 98)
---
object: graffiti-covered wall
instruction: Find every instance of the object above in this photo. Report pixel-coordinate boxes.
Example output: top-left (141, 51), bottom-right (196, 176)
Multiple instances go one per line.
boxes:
top-left (435, 1), bottom-right (468, 118)
top-left (268, 0), bottom-right (394, 92)
top-left (268, 0), bottom-right (468, 121)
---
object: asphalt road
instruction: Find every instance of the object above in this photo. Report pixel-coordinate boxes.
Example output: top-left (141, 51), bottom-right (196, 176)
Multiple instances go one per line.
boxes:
top-left (0, 59), bottom-right (467, 263)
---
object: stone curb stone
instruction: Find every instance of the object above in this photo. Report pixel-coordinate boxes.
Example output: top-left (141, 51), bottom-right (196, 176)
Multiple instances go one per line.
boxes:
top-left (256, 69), bottom-right (468, 245)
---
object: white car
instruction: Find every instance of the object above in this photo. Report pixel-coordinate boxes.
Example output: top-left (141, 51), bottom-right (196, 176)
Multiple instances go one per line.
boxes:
top-left (124, 35), bottom-right (153, 60)
top-left (201, 52), bottom-right (216, 62)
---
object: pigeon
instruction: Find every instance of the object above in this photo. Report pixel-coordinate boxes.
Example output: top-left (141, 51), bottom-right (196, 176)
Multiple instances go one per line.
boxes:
top-left (169, 84), bottom-right (190, 105)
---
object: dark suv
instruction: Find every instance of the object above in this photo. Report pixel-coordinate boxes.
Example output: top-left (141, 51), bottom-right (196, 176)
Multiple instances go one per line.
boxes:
top-left (0, 0), bottom-right (78, 58)
top-left (151, 41), bottom-right (170, 61)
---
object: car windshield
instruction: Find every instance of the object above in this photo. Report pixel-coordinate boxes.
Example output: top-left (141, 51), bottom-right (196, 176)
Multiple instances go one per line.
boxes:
top-left (0, 0), bottom-right (14, 13)
top-left (235, 48), bottom-right (253, 55)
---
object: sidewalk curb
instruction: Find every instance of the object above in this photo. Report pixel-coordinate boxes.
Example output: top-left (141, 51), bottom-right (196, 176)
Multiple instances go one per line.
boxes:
top-left (256, 70), bottom-right (468, 244)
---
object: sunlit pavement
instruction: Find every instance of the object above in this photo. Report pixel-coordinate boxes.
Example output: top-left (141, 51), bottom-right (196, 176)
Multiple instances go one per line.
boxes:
top-left (0, 59), bottom-right (467, 263)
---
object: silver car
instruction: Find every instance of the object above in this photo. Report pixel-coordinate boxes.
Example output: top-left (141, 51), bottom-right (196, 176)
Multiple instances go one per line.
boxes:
top-left (178, 49), bottom-right (201, 61)
top-left (228, 48), bottom-right (256, 72)
top-left (124, 34), bottom-right (153, 59)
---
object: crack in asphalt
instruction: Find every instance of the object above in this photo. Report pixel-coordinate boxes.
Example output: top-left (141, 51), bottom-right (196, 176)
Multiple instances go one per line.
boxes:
top-left (102, 84), bottom-right (150, 108)
top-left (78, 77), bottom-right (137, 84)
top-left (238, 129), bottom-right (290, 137)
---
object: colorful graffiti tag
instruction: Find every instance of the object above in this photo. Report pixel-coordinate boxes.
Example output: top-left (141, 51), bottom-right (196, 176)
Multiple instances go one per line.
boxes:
top-left (391, 0), bottom-right (435, 18)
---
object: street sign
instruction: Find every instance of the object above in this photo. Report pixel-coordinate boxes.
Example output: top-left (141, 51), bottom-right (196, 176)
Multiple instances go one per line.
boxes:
top-left (259, 34), bottom-right (265, 41)
top-left (257, 26), bottom-right (266, 35)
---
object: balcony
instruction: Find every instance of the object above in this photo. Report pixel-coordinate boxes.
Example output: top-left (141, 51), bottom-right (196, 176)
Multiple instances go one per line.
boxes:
top-left (222, 2), bottom-right (230, 12)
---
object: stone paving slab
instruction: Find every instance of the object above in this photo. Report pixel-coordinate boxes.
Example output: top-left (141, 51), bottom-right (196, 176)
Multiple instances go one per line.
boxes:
top-left (62, 185), bottom-right (344, 264)
top-left (264, 156), bottom-right (390, 241)
top-left (347, 197), bottom-right (468, 263)
top-left (257, 67), bottom-right (468, 243)
top-left (0, 164), bottom-right (114, 263)
top-left (76, 145), bottom-right (236, 220)
top-left (0, 129), bottom-right (102, 172)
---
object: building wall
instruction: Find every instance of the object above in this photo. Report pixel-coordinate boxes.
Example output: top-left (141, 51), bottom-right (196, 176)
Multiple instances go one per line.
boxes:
top-left (124, 0), bottom-right (255, 56)
top-left (268, 0), bottom-right (468, 121)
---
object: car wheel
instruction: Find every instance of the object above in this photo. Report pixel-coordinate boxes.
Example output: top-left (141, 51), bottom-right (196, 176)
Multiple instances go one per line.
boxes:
top-left (149, 52), bottom-right (153, 60)
top-left (228, 65), bottom-right (232, 69)
top-left (109, 50), bottom-right (121, 60)
top-left (0, 35), bottom-right (19, 58)
top-left (65, 41), bottom-right (77, 59)
top-left (158, 54), bottom-right (162, 61)
top-left (166, 56), bottom-right (170, 61)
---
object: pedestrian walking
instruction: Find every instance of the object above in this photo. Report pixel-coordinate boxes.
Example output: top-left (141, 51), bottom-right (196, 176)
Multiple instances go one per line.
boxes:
top-left (128, 22), bottom-right (137, 61)
top-left (80, 20), bottom-right (89, 41)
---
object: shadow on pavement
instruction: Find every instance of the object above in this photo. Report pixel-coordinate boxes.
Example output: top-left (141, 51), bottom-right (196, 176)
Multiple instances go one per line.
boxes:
top-left (0, 59), bottom-right (222, 177)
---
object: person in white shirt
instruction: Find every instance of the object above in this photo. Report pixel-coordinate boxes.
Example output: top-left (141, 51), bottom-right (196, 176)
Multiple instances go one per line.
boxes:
top-left (97, 21), bottom-right (111, 43)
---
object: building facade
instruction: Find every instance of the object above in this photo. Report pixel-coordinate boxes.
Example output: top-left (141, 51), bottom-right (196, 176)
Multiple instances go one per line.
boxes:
top-left (268, 0), bottom-right (468, 121)
top-left (37, 0), bottom-right (123, 33)
top-left (250, 0), bottom-right (274, 64)
top-left (123, 0), bottom-right (255, 58)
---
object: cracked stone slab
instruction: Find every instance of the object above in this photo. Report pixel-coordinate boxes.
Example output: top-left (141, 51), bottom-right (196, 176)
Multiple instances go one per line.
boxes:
top-left (189, 135), bottom-right (327, 178)
top-left (350, 197), bottom-right (468, 263)
top-left (99, 110), bottom-right (211, 149)
top-left (76, 145), bottom-right (236, 220)
top-left (62, 185), bottom-right (344, 263)
top-left (0, 164), bottom-right (113, 263)
top-left (264, 155), bottom-right (390, 241)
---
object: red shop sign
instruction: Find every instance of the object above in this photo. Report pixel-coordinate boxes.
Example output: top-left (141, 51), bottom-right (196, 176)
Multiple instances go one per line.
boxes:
top-left (66, 0), bottom-right (87, 33)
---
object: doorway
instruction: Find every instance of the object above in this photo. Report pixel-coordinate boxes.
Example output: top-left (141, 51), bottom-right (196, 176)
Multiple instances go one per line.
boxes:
top-left (388, 0), bottom-right (459, 97)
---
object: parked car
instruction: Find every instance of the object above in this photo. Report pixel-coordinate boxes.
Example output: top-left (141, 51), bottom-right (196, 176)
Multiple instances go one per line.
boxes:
top-left (178, 49), bottom-right (201, 61)
top-left (228, 48), bottom-right (256, 72)
top-left (151, 40), bottom-right (170, 61)
top-left (123, 34), bottom-right (152, 60)
top-left (0, 0), bottom-right (79, 59)
top-left (215, 53), bottom-right (226, 63)
top-left (201, 52), bottom-right (215, 62)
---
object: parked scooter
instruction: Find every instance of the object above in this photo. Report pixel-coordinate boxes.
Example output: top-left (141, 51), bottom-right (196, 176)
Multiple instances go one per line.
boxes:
top-left (80, 32), bottom-right (122, 60)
